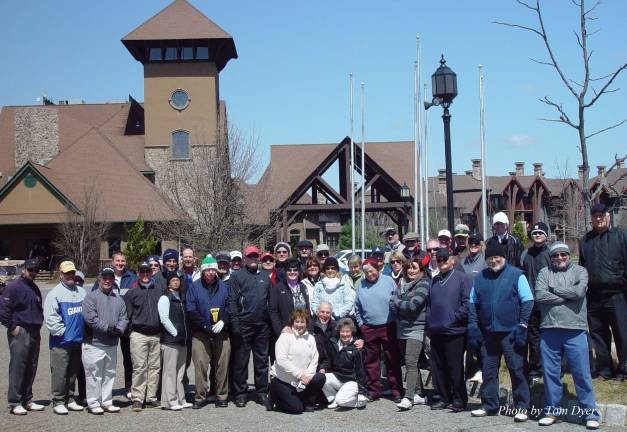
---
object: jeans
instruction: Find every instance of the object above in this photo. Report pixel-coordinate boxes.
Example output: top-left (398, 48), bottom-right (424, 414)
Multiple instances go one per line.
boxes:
top-left (541, 328), bottom-right (599, 421)
top-left (399, 338), bottom-right (424, 399)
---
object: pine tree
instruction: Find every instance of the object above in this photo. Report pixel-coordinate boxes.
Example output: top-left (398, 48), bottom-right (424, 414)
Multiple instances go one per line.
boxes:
top-left (123, 218), bottom-right (159, 271)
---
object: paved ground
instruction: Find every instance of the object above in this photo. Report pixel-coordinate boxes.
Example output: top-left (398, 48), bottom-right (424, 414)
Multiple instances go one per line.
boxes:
top-left (0, 283), bottom-right (624, 432)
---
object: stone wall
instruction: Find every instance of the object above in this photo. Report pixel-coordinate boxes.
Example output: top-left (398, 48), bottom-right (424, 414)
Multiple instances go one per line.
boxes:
top-left (14, 107), bottom-right (59, 167)
top-left (144, 145), bottom-right (215, 190)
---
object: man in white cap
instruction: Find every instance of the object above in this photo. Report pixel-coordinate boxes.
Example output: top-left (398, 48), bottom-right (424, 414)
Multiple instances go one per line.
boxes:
top-left (230, 250), bottom-right (243, 272)
top-left (489, 212), bottom-right (523, 268)
top-left (438, 229), bottom-right (452, 252)
top-left (316, 244), bottom-right (331, 267)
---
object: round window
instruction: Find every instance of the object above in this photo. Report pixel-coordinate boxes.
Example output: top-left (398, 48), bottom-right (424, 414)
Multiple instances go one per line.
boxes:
top-left (169, 89), bottom-right (190, 110)
top-left (24, 175), bottom-right (37, 188)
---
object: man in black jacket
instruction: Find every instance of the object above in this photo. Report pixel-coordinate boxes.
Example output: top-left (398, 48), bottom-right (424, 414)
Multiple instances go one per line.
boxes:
top-left (228, 245), bottom-right (272, 408)
top-left (521, 221), bottom-right (552, 382)
top-left (579, 203), bottom-right (627, 381)
top-left (490, 212), bottom-right (523, 268)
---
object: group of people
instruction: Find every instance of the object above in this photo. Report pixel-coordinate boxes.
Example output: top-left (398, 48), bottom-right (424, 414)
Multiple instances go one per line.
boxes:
top-left (0, 203), bottom-right (624, 430)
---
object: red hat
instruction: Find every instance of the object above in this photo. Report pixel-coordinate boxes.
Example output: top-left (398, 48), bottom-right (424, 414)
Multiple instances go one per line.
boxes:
top-left (243, 245), bottom-right (261, 257)
top-left (362, 257), bottom-right (379, 269)
top-left (260, 251), bottom-right (275, 261)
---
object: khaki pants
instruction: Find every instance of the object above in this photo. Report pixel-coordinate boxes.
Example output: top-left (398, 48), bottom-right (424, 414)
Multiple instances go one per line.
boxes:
top-left (160, 344), bottom-right (186, 408)
top-left (191, 331), bottom-right (230, 401)
top-left (129, 332), bottom-right (160, 403)
top-left (82, 343), bottom-right (117, 409)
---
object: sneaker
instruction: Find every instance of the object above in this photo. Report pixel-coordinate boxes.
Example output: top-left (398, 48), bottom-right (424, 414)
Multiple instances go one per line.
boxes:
top-left (356, 394), bottom-right (368, 409)
top-left (413, 394), bottom-right (426, 405)
top-left (585, 420), bottom-right (600, 430)
top-left (430, 401), bottom-right (448, 410)
top-left (181, 402), bottom-right (193, 409)
top-left (471, 408), bottom-right (489, 417)
top-left (397, 398), bottom-right (413, 411)
top-left (26, 402), bottom-right (45, 411)
top-left (514, 412), bottom-right (528, 422)
top-left (102, 404), bottom-right (120, 413)
top-left (126, 391), bottom-right (132, 400)
top-left (469, 371), bottom-right (483, 384)
top-left (538, 416), bottom-right (558, 426)
top-left (327, 401), bottom-right (338, 409)
top-left (88, 406), bottom-right (104, 415)
top-left (53, 404), bottom-right (68, 415)
top-left (164, 405), bottom-right (183, 411)
top-left (11, 405), bottom-right (27, 415)
top-left (144, 400), bottom-right (160, 409)
top-left (67, 401), bottom-right (84, 411)
top-left (131, 401), bottom-right (143, 412)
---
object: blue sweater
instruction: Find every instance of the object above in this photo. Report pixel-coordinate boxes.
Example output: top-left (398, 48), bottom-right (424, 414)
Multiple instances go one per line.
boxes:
top-left (0, 276), bottom-right (43, 331)
top-left (187, 278), bottom-right (229, 333)
top-left (426, 269), bottom-right (471, 336)
top-left (355, 274), bottom-right (396, 326)
top-left (44, 282), bottom-right (86, 348)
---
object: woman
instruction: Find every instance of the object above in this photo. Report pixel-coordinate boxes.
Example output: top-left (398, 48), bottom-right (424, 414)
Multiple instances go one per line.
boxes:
top-left (321, 318), bottom-right (368, 409)
top-left (274, 242), bottom-right (292, 279)
top-left (310, 257), bottom-right (355, 320)
top-left (269, 258), bottom-right (311, 339)
top-left (157, 274), bottom-right (192, 410)
top-left (269, 309), bottom-right (326, 414)
top-left (260, 252), bottom-right (278, 286)
top-left (390, 257), bottom-right (430, 410)
top-left (300, 257), bottom-right (321, 311)
top-left (389, 251), bottom-right (406, 288)
top-left (347, 255), bottom-right (363, 291)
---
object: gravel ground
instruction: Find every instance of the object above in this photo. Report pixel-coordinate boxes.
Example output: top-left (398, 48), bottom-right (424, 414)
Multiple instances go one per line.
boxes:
top-left (0, 283), bottom-right (623, 432)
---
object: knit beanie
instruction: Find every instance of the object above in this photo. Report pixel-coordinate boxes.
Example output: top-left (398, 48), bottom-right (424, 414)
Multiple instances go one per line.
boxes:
top-left (200, 256), bottom-right (218, 272)
top-left (162, 248), bottom-right (179, 263)
top-left (549, 242), bottom-right (570, 256)
top-left (484, 240), bottom-right (505, 260)
top-left (274, 242), bottom-right (292, 255)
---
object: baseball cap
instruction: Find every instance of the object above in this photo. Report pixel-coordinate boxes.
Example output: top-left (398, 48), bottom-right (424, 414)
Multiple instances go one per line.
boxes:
top-left (100, 267), bottom-right (115, 276)
top-left (230, 250), bottom-right (243, 260)
top-left (454, 224), bottom-right (470, 237)
top-left (371, 246), bottom-right (385, 256)
top-left (316, 244), bottom-right (330, 254)
top-left (438, 229), bottom-right (452, 239)
top-left (215, 251), bottom-right (231, 264)
top-left (59, 261), bottom-right (77, 273)
top-left (493, 212), bottom-right (509, 225)
top-left (243, 245), bottom-right (262, 257)
top-left (260, 252), bottom-right (275, 262)
top-left (24, 258), bottom-right (39, 270)
top-left (590, 203), bottom-right (607, 214)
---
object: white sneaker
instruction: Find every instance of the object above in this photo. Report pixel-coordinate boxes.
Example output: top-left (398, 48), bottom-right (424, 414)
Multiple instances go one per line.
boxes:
top-left (396, 398), bottom-right (413, 411)
top-left (585, 420), bottom-right (600, 430)
top-left (11, 405), bottom-right (27, 415)
top-left (88, 406), bottom-right (104, 415)
top-left (165, 405), bottom-right (183, 411)
top-left (67, 401), bottom-right (84, 411)
top-left (181, 402), bottom-right (193, 409)
top-left (102, 404), bottom-right (120, 413)
top-left (327, 401), bottom-right (338, 409)
top-left (469, 371), bottom-right (483, 384)
top-left (538, 416), bottom-right (558, 426)
top-left (471, 408), bottom-right (488, 417)
top-left (126, 391), bottom-right (132, 399)
top-left (514, 412), bottom-right (528, 422)
top-left (53, 405), bottom-right (68, 415)
top-left (355, 394), bottom-right (368, 408)
top-left (413, 394), bottom-right (426, 405)
top-left (26, 402), bottom-right (45, 411)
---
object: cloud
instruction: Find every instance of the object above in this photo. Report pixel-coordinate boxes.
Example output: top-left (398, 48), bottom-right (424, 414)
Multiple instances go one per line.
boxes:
top-left (504, 134), bottom-right (537, 147)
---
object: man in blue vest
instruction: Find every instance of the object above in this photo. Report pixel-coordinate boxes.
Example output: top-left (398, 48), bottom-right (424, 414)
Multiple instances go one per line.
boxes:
top-left (468, 240), bottom-right (534, 422)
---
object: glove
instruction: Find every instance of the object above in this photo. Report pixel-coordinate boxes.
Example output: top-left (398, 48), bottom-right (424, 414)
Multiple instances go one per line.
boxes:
top-left (106, 325), bottom-right (120, 336)
top-left (467, 324), bottom-right (483, 350)
top-left (212, 320), bottom-right (225, 334)
top-left (510, 324), bottom-right (528, 349)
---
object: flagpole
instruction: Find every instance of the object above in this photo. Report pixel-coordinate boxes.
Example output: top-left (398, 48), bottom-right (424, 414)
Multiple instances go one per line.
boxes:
top-left (360, 82), bottom-right (366, 259)
top-left (423, 83), bottom-right (430, 240)
top-left (349, 73), bottom-right (356, 254)
top-left (414, 37), bottom-right (424, 246)
top-left (479, 65), bottom-right (488, 237)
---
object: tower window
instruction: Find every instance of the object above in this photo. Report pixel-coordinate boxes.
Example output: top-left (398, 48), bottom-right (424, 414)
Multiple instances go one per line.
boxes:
top-left (196, 46), bottom-right (209, 60)
top-left (171, 130), bottom-right (190, 160)
top-left (181, 47), bottom-right (193, 60)
top-left (169, 89), bottom-right (190, 111)
top-left (164, 47), bottom-right (177, 61)
top-left (149, 47), bottom-right (162, 61)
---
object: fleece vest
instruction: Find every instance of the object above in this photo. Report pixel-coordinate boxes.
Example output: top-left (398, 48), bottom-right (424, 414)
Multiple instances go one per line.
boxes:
top-left (473, 264), bottom-right (522, 332)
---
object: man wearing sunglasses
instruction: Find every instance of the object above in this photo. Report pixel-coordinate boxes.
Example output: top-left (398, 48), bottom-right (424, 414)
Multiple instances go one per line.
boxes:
top-left (425, 239), bottom-right (441, 278)
top-left (0, 258), bottom-right (45, 415)
top-left (384, 227), bottom-right (405, 255)
top-left (521, 221), bottom-right (552, 384)
top-left (315, 244), bottom-right (331, 267)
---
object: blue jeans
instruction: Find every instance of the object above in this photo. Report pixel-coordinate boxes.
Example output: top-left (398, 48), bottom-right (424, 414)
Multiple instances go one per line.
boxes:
top-left (481, 331), bottom-right (529, 413)
top-left (540, 328), bottom-right (599, 421)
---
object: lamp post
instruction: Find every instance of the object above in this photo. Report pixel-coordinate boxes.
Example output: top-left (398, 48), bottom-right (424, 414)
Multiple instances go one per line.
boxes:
top-left (400, 182), bottom-right (410, 236)
top-left (425, 55), bottom-right (457, 235)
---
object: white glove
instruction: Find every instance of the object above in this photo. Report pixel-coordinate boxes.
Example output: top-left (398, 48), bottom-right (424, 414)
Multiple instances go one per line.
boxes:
top-left (212, 320), bottom-right (225, 334)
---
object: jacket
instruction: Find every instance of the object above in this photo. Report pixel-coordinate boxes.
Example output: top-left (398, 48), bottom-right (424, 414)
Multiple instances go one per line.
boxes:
top-left (269, 280), bottom-right (310, 338)
top-left (228, 267), bottom-right (270, 332)
top-left (462, 253), bottom-right (486, 277)
top-left (535, 263), bottom-right (588, 330)
top-left (579, 227), bottom-right (627, 295)
top-left (390, 276), bottom-right (429, 339)
top-left (312, 318), bottom-right (336, 371)
top-left (82, 288), bottom-right (128, 346)
top-left (425, 269), bottom-right (471, 336)
top-left (310, 274), bottom-right (356, 319)
top-left (91, 268), bottom-right (137, 296)
top-left (158, 291), bottom-right (190, 345)
top-left (273, 330), bottom-right (318, 384)
top-left (0, 276), bottom-right (43, 331)
top-left (187, 278), bottom-right (229, 334)
top-left (124, 280), bottom-right (162, 335)
top-left (320, 337), bottom-right (368, 395)
top-left (469, 264), bottom-right (534, 333)
top-left (44, 281), bottom-right (86, 348)
top-left (521, 244), bottom-right (551, 291)
top-left (154, 270), bottom-right (189, 296)
top-left (489, 234), bottom-right (523, 268)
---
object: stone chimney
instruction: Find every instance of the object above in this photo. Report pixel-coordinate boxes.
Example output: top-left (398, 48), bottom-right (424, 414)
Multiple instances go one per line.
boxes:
top-left (533, 162), bottom-right (544, 177)
top-left (471, 159), bottom-right (481, 181)
top-left (616, 157), bottom-right (624, 169)
top-left (597, 165), bottom-right (606, 179)
top-left (509, 171), bottom-right (516, 176)
top-left (465, 170), bottom-right (473, 176)
top-left (515, 162), bottom-right (525, 176)
top-left (578, 164), bottom-right (586, 182)
top-left (437, 169), bottom-right (447, 194)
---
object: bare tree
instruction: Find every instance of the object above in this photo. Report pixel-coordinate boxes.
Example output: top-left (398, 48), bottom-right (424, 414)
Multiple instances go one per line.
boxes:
top-left (52, 184), bottom-right (110, 274)
top-left (495, 0), bottom-right (627, 229)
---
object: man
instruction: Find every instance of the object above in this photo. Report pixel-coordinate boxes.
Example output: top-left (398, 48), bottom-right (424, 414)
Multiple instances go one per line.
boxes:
top-left (468, 241), bottom-right (533, 422)
top-left (453, 224), bottom-right (470, 256)
top-left (187, 257), bottom-right (231, 409)
top-left (316, 244), bottom-right (331, 267)
top-left (230, 250), bottom-right (243, 272)
top-left (426, 249), bottom-right (471, 412)
top-left (82, 267), bottom-right (128, 415)
top-left (438, 229), bottom-right (452, 252)
top-left (0, 258), bottom-right (45, 415)
top-left (125, 261), bottom-right (162, 411)
top-left (521, 221), bottom-right (552, 382)
top-left (154, 249), bottom-right (187, 293)
top-left (355, 258), bottom-right (402, 402)
top-left (402, 232), bottom-right (425, 261)
top-left (535, 243), bottom-right (600, 429)
top-left (228, 245), bottom-right (272, 408)
top-left (296, 240), bottom-right (314, 272)
top-left (384, 227), bottom-right (405, 255)
top-left (93, 251), bottom-right (137, 398)
top-left (215, 251), bottom-right (232, 286)
top-left (461, 233), bottom-right (486, 277)
top-left (579, 203), bottom-right (627, 381)
top-left (181, 247), bottom-right (201, 288)
top-left (490, 212), bottom-right (523, 268)
top-left (371, 246), bottom-right (386, 273)
top-left (425, 239), bottom-right (441, 278)
top-left (147, 255), bottom-right (161, 276)
top-left (44, 261), bottom-right (86, 415)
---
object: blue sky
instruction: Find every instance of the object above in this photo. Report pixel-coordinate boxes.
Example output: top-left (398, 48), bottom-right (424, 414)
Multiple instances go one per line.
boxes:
top-left (1, 0), bottom-right (625, 181)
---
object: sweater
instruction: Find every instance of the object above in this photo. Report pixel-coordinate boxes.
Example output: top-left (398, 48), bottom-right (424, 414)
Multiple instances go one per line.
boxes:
top-left (310, 274), bottom-right (355, 319)
top-left (91, 268), bottom-right (137, 296)
top-left (425, 269), bottom-right (471, 336)
top-left (390, 276), bottom-right (430, 339)
top-left (82, 288), bottom-right (128, 347)
top-left (535, 263), bottom-right (589, 330)
top-left (124, 281), bottom-right (162, 335)
top-left (0, 276), bottom-right (43, 331)
top-left (273, 330), bottom-right (319, 384)
top-left (521, 244), bottom-right (551, 291)
top-left (462, 253), bottom-right (486, 277)
top-left (355, 274), bottom-right (396, 327)
top-left (43, 281), bottom-right (86, 348)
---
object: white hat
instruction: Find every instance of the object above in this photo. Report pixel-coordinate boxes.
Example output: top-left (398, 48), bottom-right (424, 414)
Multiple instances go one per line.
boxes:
top-left (438, 229), bottom-right (452, 239)
top-left (493, 212), bottom-right (509, 225)
top-left (230, 250), bottom-right (243, 260)
top-left (316, 244), bottom-right (330, 253)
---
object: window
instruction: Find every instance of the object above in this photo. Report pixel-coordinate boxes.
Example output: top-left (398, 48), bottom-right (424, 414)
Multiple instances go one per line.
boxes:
top-left (196, 46), bottom-right (209, 59)
top-left (164, 47), bottom-right (177, 61)
top-left (289, 229), bottom-right (300, 244)
top-left (326, 233), bottom-right (339, 250)
top-left (181, 47), bottom-right (193, 60)
top-left (171, 130), bottom-right (190, 160)
top-left (169, 89), bottom-right (190, 110)
top-left (107, 238), bottom-right (121, 259)
top-left (149, 47), bottom-right (162, 61)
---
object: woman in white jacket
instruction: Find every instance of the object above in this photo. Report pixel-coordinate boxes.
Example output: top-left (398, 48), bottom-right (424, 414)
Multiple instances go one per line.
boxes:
top-left (269, 309), bottom-right (326, 413)
top-left (310, 257), bottom-right (355, 319)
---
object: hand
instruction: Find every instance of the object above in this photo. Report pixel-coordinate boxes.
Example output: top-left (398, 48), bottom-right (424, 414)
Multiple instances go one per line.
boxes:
top-left (467, 324), bottom-right (483, 350)
top-left (281, 326), bottom-right (293, 334)
top-left (354, 339), bottom-right (364, 350)
top-left (319, 368), bottom-right (325, 374)
top-left (300, 374), bottom-right (312, 385)
top-left (510, 324), bottom-right (528, 349)
top-left (212, 320), bottom-right (225, 334)
top-left (10, 326), bottom-right (21, 337)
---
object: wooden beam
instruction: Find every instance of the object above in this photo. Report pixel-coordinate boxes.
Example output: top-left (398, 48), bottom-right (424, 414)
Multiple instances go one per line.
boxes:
top-left (315, 176), bottom-right (346, 204)
top-left (285, 202), bottom-right (408, 212)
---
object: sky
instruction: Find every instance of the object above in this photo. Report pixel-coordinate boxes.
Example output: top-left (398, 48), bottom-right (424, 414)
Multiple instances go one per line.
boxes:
top-left (1, 0), bottom-right (626, 182)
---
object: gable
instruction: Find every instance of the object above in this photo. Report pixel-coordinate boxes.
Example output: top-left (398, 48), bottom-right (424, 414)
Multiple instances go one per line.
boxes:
top-left (0, 172), bottom-right (68, 215)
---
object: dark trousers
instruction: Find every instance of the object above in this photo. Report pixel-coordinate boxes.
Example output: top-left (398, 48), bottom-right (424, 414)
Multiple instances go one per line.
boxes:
top-left (429, 333), bottom-right (467, 407)
top-left (587, 292), bottom-right (627, 379)
top-left (7, 327), bottom-right (41, 408)
top-left (120, 334), bottom-right (133, 390)
top-left (481, 331), bottom-right (529, 413)
top-left (360, 323), bottom-right (402, 398)
top-left (232, 324), bottom-right (269, 397)
top-left (527, 308), bottom-right (542, 377)
top-left (465, 338), bottom-right (483, 379)
top-left (50, 344), bottom-right (82, 405)
top-left (270, 374), bottom-right (325, 414)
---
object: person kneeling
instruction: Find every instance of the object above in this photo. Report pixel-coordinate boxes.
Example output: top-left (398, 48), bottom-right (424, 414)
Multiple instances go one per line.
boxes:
top-left (321, 318), bottom-right (368, 409)
top-left (269, 309), bottom-right (325, 413)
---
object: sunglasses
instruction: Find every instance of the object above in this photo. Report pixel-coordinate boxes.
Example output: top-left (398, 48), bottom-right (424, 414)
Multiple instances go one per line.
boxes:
top-left (287, 268), bottom-right (299, 273)
top-left (436, 258), bottom-right (449, 263)
top-left (276, 250), bottom-right (289, 255)
top-left (553, 252), bottom-right (569, 258)
top-left (26, 268), bottom-right (39, 273)
top-left (390, 260), bottom-right (402, 264)
top-left (387, 233), bottom-right (396, 237)
top-left (262, 259), bottom-right (274, 264)
top-left (317, 252), bottom-right (329, 257)
top-left (150, 263), bottom-right (160, 268)
top-left (325, 266), bottom-right (337, 271)
top-left (427, 248), bottom-right (440, 253)
top-left (139, 269), bottom-right (152, 274)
